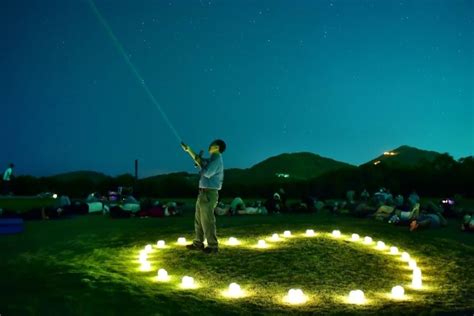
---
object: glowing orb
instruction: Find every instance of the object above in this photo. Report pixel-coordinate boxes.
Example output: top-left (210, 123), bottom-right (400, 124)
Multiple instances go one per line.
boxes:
top-left (257, 240), bottom-right (267, 248)
top-left (283, 230), bottom-right (292, 237)
top-left (144, 244), bottom-right (153, 252)
top-left (376, 241), bottom-right (386, 250)
top-left (391, 285), bottom-right (405, 299)
top-left (139, 253), bottom-right (148, 263)
top-left (140, 261), bottom-right (151, 271)
top-left (408, 259), bottom-right (417, 270)
top-left (181, 276), bottom-right (195, 289)
top-left (270, 233), bottom-right (280, 241)
top-left (177, 237), bottom-right (187, 245)
top-left (348, 290), bottom-right (365, 304)
top-left (157, 240), bottom-right (166, 248)
top-left (305, 229), bottom-right (315, 237)
top-left (412, 268), bottom-right (422, 289)
top-left (225, 283), bottom-right (243, 298)
top-left (228, 237), bottom-right (239, 246)
top-left (401, 252), bottom-right (410, 262)
top-left (286, 289), bottom-right (307, 305)
top-left (390, 246), bottom-right (399, 255)
top-left (364, 236), bottom-right (373, 244)
top-left (412, 275), bottom-right (422, 289)
top-left (332, 230), bottom-right (341, 238)
top-left (351, 233), bottom-right (360, 241)
top-left (157, 269), bottom-right (170, 282)
top-left (53, 194), bottom-right (58, 199)
top-left (413, 267), bottom-right (422, 279)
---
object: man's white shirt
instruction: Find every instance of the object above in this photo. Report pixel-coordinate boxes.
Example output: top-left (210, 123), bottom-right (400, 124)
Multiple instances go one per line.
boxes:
top-left (3, 168), bottom-right (12, 181)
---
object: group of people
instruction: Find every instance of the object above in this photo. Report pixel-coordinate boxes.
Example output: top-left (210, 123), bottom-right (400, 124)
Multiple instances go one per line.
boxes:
top-left (210, 186), bottom-right (473, 234)
top-left (214, 189), bottom-right (291, 216)
top-left (342, 188), bottom-right (473, 232)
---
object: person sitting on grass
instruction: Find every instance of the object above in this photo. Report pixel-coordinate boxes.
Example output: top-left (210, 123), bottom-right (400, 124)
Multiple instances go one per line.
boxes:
top-left (389, 203), bottom-right (420, 225)
top-left (214, 201), bottom-right (230, 216)
top-left (265, 193), bottom-right (283, 214)
top-left (408, 190), bottom-right (420, 208)
top-left (164, 201), bottom-right (181, 216)
top-left (370, 204), bottom-right (396, 221)
top-left (409, 210), bottom-right (448, 231)
top-left (360, 189), bottom-right (370, 202)
top-left (229, 197), bottom-right (245, 215)
top-left (461, 213), bottom-right (474, 232)
top-left (237, 201), bottom-right (268, 215)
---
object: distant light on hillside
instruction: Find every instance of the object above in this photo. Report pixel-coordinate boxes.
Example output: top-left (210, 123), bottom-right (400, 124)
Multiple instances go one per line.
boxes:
top-left (383, 151), bottom-right (398, 156)
top-left (276, 173), bottom-right (290, 178)
top-left (374, 161), bottom-right (381, 165)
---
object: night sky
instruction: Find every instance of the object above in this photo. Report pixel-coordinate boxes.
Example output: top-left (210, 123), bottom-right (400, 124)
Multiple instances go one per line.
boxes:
top-left (1, 0), bottom-right (473, 177)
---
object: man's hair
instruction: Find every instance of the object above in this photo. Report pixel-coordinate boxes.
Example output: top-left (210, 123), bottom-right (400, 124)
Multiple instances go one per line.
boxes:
top-left (211, 139), bottom-right (226, 153)
top-left (9, 163), bottom-right (14, 168)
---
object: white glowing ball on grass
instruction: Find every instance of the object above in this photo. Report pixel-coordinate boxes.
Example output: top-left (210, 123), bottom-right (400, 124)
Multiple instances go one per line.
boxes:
top-left (408, 259), bottom-right (417, 270)
top-left (332, 230), bottom-right (341, 238)
top-left (157, 269), bottom-right (170, 282)
top-left (390, 246), bottom-right (399, 255)
top-left (412, 268), bottom-right (423, 289)
top-left (348, 290), bottom-right (365, 304)
top-left (257, 240), bottom-right (267, 248)
top-left (286, 289), bottom-right (307, 304)
top-left (413, 267), bottom-right (422, 279)
top-left (376, 241), bottom-right (386, 250)
top-left (270, 233), bottom-right (280, 241)
top-left (181, 276), bottom-right (195, 288)
top-left (53, 194), bottom-right (58, 199)
top-left (145, 244), bottom-right (153, 252)
top-left (305, 229), bottom-right (315, 237)
top-left (401, 252), bottom-right (410, 262)
top-left (412, 276), bottom-right (422, 289)
top-left (283, 230), bottom-right (292, 237)
top-left (351, 234), bottom-right (360, 241)
top-left (228, 237), bottom-right (239, 246)
top-left (140, 261), bottom-right (151, 271)
top-left (157, 240), bottom-right (166, 248)
top-left (139, 253), bottom-right (148, 263)
top-left (364, 236), bottom-right (373, 244)
top-left (391, 286), bottom-right (405, 299)
top-left (177, 237), bottom-right (187, 245)
top-left (226, 283), bottom-right (243, 298)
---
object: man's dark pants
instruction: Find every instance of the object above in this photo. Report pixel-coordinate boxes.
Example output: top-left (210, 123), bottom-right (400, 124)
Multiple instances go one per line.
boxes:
top-left (193, 189), bottom-right (219, 249)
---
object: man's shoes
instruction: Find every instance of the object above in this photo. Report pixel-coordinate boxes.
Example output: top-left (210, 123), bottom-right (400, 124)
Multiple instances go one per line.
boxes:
top-left (203, 247), bottom-right (218, 254)
top-left (186, 244), bottom-right (204, 251)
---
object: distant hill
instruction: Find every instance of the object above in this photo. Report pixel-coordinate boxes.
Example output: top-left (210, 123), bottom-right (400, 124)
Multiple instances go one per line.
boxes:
top-left (141, 152), bottom-right (354, 188)
top-left (364, 145), bottom-right (441, 167)
top-left (48, 171), bottom-right (110, 184)
top-left (242, 152), bottom-right (354, 181)
top-left (46, 147), bottom-right (444, 188)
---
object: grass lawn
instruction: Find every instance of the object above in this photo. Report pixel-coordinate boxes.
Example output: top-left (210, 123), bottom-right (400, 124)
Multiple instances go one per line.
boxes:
top-left (0, 208), bottom-right (473, 315)
top-left (0, 196), bottom-right (56, 213)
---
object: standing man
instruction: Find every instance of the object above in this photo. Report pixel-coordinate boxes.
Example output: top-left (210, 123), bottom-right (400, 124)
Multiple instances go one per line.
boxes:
top-left (2, 163), bottom-right (14, 195)
top-left (181, 139), bottom-right (226, 254)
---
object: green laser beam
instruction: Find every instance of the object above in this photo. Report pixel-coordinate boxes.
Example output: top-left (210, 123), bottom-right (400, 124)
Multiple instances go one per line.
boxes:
top-left (88, 0), bottom-right (183, 143)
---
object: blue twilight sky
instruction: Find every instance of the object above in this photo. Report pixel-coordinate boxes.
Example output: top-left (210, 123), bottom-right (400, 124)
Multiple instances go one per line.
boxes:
top-left (1, 0), bottom-right (473, 177)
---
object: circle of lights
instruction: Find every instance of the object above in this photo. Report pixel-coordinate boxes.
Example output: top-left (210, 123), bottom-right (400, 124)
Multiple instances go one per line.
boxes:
top-left (136, 229), bottom-right (427, 306)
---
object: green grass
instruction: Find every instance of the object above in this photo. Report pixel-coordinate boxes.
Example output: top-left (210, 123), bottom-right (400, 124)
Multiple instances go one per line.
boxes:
top-left (0, 209), bottom-right (473, 315)
top-left (0, 196), bottom-right (56, 213)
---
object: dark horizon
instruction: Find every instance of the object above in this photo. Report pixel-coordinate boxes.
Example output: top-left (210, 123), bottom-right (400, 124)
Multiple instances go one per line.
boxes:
top-left (8, 144), bottom-right (471, 178)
